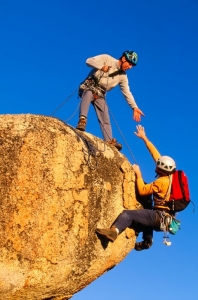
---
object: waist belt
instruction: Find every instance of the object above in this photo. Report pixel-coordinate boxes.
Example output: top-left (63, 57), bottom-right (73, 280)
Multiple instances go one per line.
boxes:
top-left (154, 208), bottom-right (171, 214)
top-left (79, 78), bottom-right (106, 98)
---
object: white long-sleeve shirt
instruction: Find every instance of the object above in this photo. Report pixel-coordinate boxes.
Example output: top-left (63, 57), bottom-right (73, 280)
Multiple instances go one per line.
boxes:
top-left (85, 54), bottom-right (138, 109)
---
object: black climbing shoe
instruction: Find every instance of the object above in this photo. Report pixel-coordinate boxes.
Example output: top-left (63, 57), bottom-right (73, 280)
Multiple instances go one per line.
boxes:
top-left (135, 239), bottom-right (153, 251)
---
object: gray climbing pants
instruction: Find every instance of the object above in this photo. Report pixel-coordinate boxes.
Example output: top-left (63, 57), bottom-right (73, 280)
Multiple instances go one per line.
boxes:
top-left (79, 90), bottom-right (112, 141)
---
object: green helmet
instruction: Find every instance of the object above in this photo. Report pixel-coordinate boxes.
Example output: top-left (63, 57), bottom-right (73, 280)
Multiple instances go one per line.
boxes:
top-left (122, 50), bottom-right (138, 66)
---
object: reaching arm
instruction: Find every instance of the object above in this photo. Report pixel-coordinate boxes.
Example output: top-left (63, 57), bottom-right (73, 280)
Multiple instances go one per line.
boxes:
top-left (134, 124), bottom-right (149, 143)
top-left (119, 76), bottom-right (145, 122)
top-left (134, 125), bottom-right (161, 161)
top-left (133, 108), bottom-right (145, 122)
top-left (86, 54), bottom-right (111, 72)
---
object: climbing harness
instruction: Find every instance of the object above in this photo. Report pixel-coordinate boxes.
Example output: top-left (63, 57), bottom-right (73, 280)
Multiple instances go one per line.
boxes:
top-left (78, 75), bottom-right (106, 99)
top-left (160, 211), bottom-right (173, 246)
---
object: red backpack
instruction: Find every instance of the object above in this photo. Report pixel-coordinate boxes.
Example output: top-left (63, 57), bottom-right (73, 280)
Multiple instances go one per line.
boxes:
top-left (169, 170), bottom-right (193, 212)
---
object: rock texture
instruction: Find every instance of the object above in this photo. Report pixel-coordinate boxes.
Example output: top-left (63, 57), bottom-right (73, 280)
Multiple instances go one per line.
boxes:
top-left (0, 114), bottom-right (141, 300)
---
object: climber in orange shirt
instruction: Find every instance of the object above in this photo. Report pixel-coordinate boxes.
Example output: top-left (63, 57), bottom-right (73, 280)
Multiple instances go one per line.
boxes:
top-left (96, 125), bottom-right (176, 250)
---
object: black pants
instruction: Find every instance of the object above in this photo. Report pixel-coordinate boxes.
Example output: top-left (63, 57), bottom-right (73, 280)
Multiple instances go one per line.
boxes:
top-left (112, 209), bottom-right (161, 241)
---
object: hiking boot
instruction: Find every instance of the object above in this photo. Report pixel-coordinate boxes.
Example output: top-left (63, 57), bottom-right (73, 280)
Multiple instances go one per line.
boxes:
top-left (95, 227), bottom-right (118, 242)
top-left (107, 138), bottom-right (122, 151)
top-left (135, 239), bottom-right (153, 251)
top-left (76, 117), bottom-right (87, 131)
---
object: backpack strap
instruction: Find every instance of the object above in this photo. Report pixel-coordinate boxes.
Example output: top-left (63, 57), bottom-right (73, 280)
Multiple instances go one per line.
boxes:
top-left (164, 174), bottom-right (173, 201)
top-left (153, 175), bottom-right (173, 211)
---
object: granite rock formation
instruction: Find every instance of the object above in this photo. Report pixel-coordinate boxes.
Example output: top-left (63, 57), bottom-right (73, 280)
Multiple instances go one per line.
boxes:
top-left (0, 114), bottom-right (141, 300)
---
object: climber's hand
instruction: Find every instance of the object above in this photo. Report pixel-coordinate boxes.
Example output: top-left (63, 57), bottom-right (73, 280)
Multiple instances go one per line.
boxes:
top-left (133, 164), bottom-right (142, 178)
top-left (101, 65), bottom-right (111, 72)
top-left (133, 108), bottom-right (145, 122)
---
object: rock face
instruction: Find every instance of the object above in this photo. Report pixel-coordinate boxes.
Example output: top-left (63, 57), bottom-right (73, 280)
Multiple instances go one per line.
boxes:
top-left (0, 114), bottom-right (141, 300)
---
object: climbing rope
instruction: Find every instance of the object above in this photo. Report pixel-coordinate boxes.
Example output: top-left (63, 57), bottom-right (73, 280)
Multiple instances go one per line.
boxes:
top-left (50, 88), bottom-right (78, 117)
top-left (108, 106), bottom-right (138, 164)
top-left (100, 69), bottom-right (138, 163)
top-left (64, 100), bottom-right (81, 122)
top-left (50, 70), bottom-right (138, 164)
top-left (67, 124), bottom-right (102, 170)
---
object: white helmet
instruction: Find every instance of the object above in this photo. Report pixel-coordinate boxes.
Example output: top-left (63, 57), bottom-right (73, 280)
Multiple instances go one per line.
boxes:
top-left (156, 156), bottom-right (176, 173)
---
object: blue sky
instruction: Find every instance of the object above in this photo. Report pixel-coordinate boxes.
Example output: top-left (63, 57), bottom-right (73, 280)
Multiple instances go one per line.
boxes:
top-left (1, 0), bottom-right (198, 299)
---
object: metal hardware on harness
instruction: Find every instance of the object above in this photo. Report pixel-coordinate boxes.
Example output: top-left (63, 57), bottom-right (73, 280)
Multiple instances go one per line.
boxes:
top-left (163, 235), bottom-right (171, 246)
top-left (160, 211), bottom-right (172, 232)
top-left (160, 211), bottom-right (172, 246)
top-left (78, 77), bottom-right (106, 99)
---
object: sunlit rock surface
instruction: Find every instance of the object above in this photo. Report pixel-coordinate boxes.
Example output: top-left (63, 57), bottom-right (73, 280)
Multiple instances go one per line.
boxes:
top-left (0, 114), bottom-right (140, 300)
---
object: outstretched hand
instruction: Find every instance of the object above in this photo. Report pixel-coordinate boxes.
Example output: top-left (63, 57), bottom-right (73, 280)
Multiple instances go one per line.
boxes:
top-left (133, 108), bottom-right (145, 122)
top-left (134, 125), bottom-right (146, 139)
